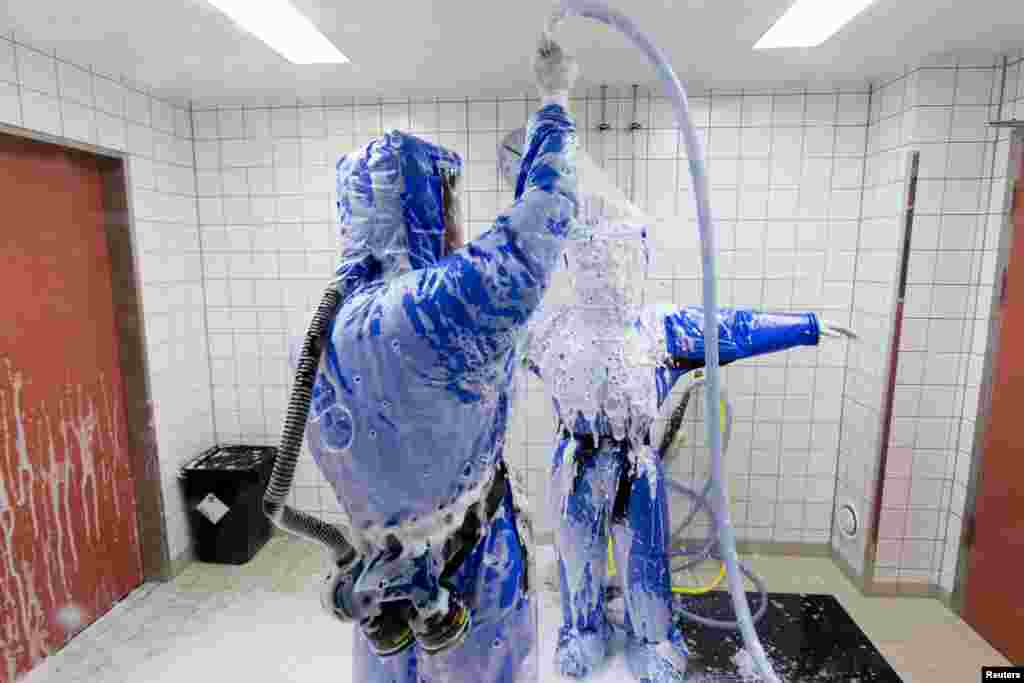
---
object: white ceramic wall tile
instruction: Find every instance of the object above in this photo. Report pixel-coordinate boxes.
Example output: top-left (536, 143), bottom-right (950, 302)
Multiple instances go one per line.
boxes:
top-left (15, 43), bottom-right (57, 95)
top-left (20, 89), bottom-right (60, 135)
top-left (0, 79), bottom-right (20, 125)
top-left (0, 39), bottom-right (16, 84)
top-left (56, 60), bottom-right (92, 106)
top-left (92, 75), bottom-right (126, 117)
top-left (916, 69), bottom-right (957, 107)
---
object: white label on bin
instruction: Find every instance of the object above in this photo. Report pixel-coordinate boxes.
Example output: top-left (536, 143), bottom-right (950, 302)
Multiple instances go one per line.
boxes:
top-left (196, 493), bottom-right (230, 525)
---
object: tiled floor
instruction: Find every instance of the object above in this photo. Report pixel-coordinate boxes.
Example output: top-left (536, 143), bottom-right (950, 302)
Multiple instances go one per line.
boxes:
top-left (22, 533), bottom-right (1009, 683)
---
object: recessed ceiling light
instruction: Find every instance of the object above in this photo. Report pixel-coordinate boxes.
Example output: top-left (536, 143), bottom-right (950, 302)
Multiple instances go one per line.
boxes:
top-left (206, 0), bottom-right (349, 64)
top-left (754, 0), bottom-right (877, 49)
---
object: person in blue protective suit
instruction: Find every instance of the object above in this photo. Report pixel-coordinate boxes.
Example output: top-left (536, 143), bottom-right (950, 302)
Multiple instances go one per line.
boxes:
top-left (499, 132), bottom-right (855, 683)
top-left (535, 303), bottom-right (850, 683)
top-left (299, 40), bottom-right (580, 683)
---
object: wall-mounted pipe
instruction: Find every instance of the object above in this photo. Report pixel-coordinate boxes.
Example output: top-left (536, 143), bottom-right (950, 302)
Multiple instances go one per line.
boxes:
top-left (628, 84), bottom-right (641, 203)
top-left (865, 150), bottom-right (920, 575)
top-left (628, 84), bottom-right (643, 132)
top-left (597, 84), bottom-right (612, 131)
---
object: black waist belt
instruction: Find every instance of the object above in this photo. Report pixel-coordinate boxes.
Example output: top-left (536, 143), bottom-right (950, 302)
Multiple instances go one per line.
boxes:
top-left (440, 459), bottom-right (509, 583)
top-left (558, 425), bottom-right (634, 524)
top-left (559, 421), bottom-right (650, 453)
top-left (559, 427), bottom-right (629, 453)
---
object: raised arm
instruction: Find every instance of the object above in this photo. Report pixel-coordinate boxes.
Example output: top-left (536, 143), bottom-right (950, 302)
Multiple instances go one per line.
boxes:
top-left (437, 102), bottom-right (577, 332)
top-left (387, 105), bottom-right (576, 382)
top-left (338, 43), bottom-right (578, 394)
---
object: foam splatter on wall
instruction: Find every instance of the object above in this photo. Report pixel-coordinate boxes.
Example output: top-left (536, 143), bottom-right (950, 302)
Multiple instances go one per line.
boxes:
top-left (0, 360), bottom-right (142, 682)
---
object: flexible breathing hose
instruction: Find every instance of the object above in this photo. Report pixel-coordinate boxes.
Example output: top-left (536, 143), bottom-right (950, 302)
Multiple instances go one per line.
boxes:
top-left (263, 285), bottom-right (475, 655)
top-left (545, 4), bottom-right (780, 680)
top-left (263, 286), bottom-right (357, 567)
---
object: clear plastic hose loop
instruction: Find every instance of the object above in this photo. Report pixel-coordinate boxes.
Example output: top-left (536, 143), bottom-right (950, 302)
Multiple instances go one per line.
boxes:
top-left (545, 3), bottom-right (780, 680)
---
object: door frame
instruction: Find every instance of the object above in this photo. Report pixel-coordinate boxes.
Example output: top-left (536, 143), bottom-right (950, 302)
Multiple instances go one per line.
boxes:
top-left (1, 121), bottom-right (171, 582)
top-left (952, 126), bottom-right (1024, 614)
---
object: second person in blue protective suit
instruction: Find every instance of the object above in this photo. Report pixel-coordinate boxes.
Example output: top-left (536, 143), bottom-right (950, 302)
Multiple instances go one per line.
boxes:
top-left (536, 305), bottom-right (826, 683)
top-left (500, 131), bottom-right (856, 683)
top-left (301, 41), bottom-right (579, 683)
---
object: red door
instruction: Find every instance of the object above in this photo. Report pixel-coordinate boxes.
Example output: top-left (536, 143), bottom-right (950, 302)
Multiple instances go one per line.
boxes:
top-left (963, 131), bottom-right (1024, 664)
top-left (0, 134), bottom-right (142, 679)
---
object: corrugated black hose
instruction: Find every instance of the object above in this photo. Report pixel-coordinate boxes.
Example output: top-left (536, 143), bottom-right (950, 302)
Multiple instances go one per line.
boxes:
top-left (263, 286), bottom-right (356, 566)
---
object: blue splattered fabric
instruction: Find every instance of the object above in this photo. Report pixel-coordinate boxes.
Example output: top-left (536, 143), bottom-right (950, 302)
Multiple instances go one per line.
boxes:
top-left (302, 103), bottom-right (577, 683)
top-left (534, 303), bottom-right (820, 681)
top-left (654, 306), bottom-right (820, 408)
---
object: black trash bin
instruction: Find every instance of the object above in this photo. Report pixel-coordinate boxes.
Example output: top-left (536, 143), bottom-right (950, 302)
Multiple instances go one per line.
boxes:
top-left (180, 444), bottom-right (277, 565)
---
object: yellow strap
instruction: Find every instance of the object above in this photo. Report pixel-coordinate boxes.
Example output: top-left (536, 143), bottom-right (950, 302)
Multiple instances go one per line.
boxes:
top-left (671, 561), bottom-right (726, 595)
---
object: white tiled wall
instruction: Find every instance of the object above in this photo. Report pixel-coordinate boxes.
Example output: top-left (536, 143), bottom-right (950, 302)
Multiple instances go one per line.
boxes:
top-left (835, 53), bottom-right (1019, 591)
top-left (192, 86), bottom-right (866, 541)
top-left (0, 32), bottom-right (215, 563)
top-left (622, 88), bottom-right (866, 547)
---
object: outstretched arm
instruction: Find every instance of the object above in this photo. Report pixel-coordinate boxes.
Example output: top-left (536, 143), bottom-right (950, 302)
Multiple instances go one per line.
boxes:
top-left (659, 306), bottom-right (822, 368)
top-left (648, 305), bottom-right (853, 405)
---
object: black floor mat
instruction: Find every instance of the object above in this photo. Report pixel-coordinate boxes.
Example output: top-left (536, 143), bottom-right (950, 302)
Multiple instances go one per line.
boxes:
top-left (674, 592), bottom-right (902, 682)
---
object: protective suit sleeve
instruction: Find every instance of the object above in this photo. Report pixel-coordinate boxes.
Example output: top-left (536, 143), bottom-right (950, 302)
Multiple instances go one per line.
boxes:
top-left (649, 306), bottom-right (820, 406)
top-left (661, 306), bottom-right (820, 365)
top-left (384, 104), bottom-right (577, 381)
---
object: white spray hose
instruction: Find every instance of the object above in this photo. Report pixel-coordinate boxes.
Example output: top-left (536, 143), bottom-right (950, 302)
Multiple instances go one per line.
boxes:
top-left (544, 4), bottom-right (780, 681)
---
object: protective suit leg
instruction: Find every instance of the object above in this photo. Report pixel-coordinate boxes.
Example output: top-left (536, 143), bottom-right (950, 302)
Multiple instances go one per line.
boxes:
top-left (419, 489), bottom-right (537, 683)
top-left (353, 491), bottom-right (537, 683)
top-left (610, 446), bottom-right (687, 683)
top-left (551, 435), bottom-right (625, 678)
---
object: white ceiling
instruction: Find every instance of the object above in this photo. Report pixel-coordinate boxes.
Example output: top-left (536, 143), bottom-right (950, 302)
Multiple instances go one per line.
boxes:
top-left (3, 0), bottom-right (1023, 104)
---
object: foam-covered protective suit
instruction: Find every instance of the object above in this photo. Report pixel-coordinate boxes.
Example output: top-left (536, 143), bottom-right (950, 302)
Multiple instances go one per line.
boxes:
top-left (302, 104), bottom-right (576, 683)
top-left (531, 303), bottom-right (818, 683)
top-left (501, 130), bottom-right (820, 683)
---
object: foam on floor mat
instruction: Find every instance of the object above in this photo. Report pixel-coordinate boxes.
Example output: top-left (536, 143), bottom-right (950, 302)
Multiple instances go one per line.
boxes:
top-left (675, 592), bottom-right (902, 682)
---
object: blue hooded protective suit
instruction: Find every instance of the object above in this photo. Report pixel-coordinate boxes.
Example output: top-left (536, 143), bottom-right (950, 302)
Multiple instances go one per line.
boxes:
top-left (531, 303), bottom-right (820, 682)
top-left (301, 103), bottom-right (576, 683)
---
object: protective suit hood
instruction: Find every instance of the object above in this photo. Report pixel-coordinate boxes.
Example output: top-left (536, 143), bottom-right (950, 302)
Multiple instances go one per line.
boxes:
top-left (335, 130), bottom-right (463, 290)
